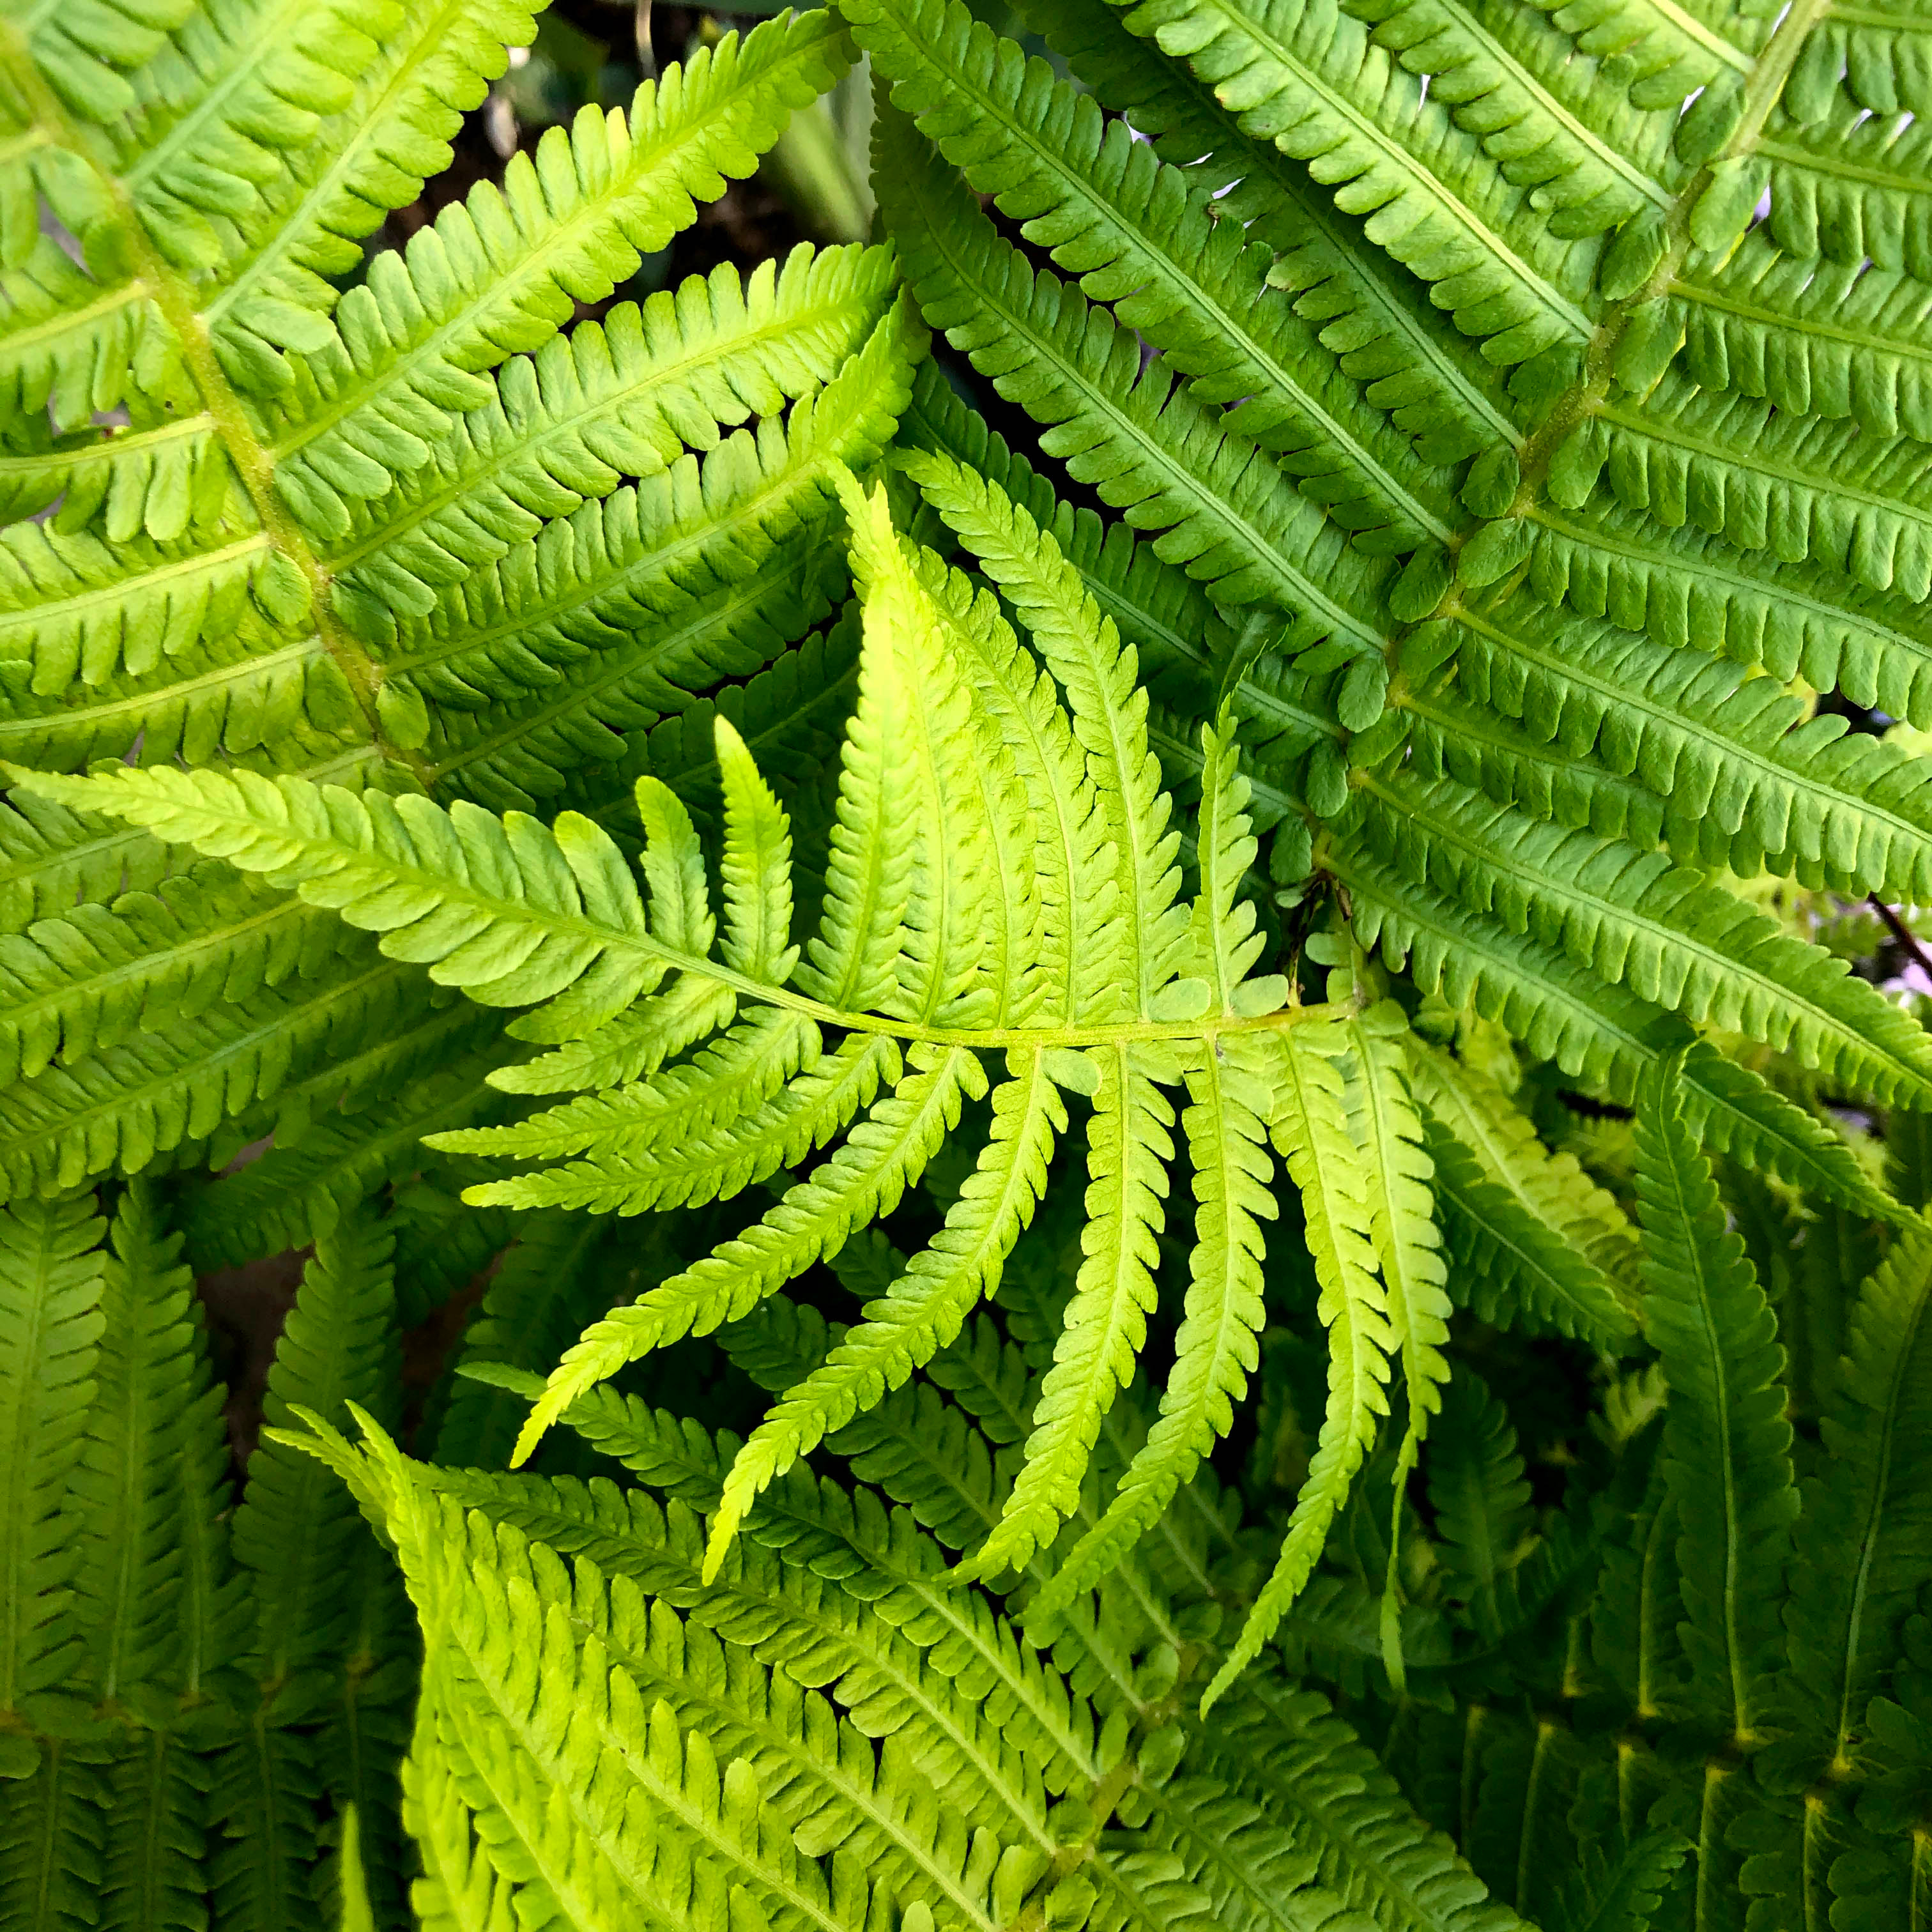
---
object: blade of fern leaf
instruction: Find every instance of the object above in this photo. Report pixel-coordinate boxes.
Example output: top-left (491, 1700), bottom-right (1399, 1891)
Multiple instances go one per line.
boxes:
top-left (434, 1008), bottom-right (818, 1165)
top-left (845, 0), bottom-right (1461, 549)
top-left (794, 565), bottom-right (915, 1016)
top-left (3, 766), bottom-right (710, 1025)
top-left (231, 1200), bottom-right (399, 1691)
top-left (1197, 1672), bottom-right (1535, 1932)
top-left (709, 1048), bottom-right (1065, 1568)
top-left (910, 539), bottom-right (1111, 1027)
top-left (420, 534), bottom-right (844, 816)
top-left (897, 360), bottom-right (1220, 682)
top-left (1206, 1023), bottom-right (1392, 1709)
top-left (1034, 1032), bottom-right (1275, 1615)
top-left (958, 1043), bottom-right (1176, 1579)
top-left (0, 517), bottom-right (284, 699)
top-left (1107, 0), bottom-right (1598, 364)
top-left (582, 1593), bottom-right (1015, 1932)
top-left (1341, 835), bottom-right (1911, 1222)
top-left (0, 948), bottom-right (482, 1198)
top-left (0, 864), bottom-right (361, 1089)
top-left (365, 1448), bottom-right (923, 1932)
top-left (873, 105), bottom-right (1399, 652)
top-left (1779, 1227), bottom-right (1932, 1777)
top-left (1636, 1050), bottom-right (1798, 1745)
top-left (327, 243), bottom-right (899, 613)
top-left (422, 1446), bottom-right (1094, 1831)
top-left (99, 1729), bottom-right (209, 1932)
top-left (634, 771), bottom-right (713, 959)
top-left (0, 619), bottom-right (359, 778)
top-left (1525, 495), bottom-right (1932, 733)
top-left (372, 288), bottom-right (923, 735)
top-left (263, 13), bottom-right (856, 532)
top-left (468, 1027), bottom-right (896, 1216)
top-left (146, 0), bottom-right (540, 337)
top-left (898, 448), bottom-right (1190, 1020)
top-left (713, 712), bottom-right (799, 986)
top-left (835, 468), bottom-right (1000, 1028)
top-left (1404, 1037), bottom-right (1640, 1346)
top-left (1017, 0), bottom-right (1518, 461)
top-left (0, 1740), bottom-right (109, 1926)
top-left (0, 1192), bottom-right (106, 1724)
top-left (1427, 1372), bottom-right (1535, 1645)
top-left (1674, 229), bottom-right (1932, 443)
top-left (493, 976), bottom-right (737, 1095)
top-left (1360, 770), bottom-right (1932, 1108)
top-left (1025, 716), bottom-right (1273, 1607)
top-left (1347, 1007), bottom-right (1453, 1453)
top-left (0, 788), bottom-right (181, 936)
top-left (1445, 594), bottom-right (1932, 902)
top-left (63, 1183), bottom-right (210, 1706)
top-left (401, 1717), bottom-right (514, 1932)
top-left (1587, 368), bottom-right (1932, 604)
top-left (1345, 1004), bottom-right (1453, 1684)
top-left (512, 1043), bottom-right (981, 1466)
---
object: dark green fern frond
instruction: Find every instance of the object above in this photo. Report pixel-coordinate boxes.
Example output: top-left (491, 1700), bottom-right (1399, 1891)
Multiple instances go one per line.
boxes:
top-left (1635, 1051), bottom-right (1798, 1745)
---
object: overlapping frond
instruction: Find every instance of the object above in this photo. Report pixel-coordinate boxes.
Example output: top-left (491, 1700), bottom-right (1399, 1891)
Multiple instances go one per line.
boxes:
top-left (1635, 1052), bottom-right (1798, 1743)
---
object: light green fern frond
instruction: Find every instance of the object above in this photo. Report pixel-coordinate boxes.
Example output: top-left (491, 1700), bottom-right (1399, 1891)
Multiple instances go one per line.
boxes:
top-left (1206, 1018), bottom-right (1392, 1708)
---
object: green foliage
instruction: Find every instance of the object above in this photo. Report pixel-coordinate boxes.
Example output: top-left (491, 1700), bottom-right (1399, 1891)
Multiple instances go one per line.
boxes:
top-left (7, 0), bottom-right (1932, 1926)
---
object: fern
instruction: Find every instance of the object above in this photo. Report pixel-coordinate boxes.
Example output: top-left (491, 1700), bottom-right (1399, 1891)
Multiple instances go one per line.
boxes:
top-left (7, 0), bottom-right (1932, 1924)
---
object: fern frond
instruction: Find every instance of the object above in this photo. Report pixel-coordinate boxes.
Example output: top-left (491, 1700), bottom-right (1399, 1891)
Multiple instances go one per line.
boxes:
top-left (469, 1029), bottom-right (898, 1216)
top-left (1581, 371), bottom-right (1932, 604)
top-left (230, 1200), bottom-right (399, 1687)
top-left (326, 242), bottom-right (898, 620)
top-left (99, 1732), bottom-right (210, 1932)
top-left (332, 1424), bottom-right (1050, 1932)
top-left (1636, 1052), bottom-right (1798, 1744)
top-left (848, 0), bottom-right (1460, 551)
top-left (1356, 770), bottom-right (1932, 1107)
top-left (0, 863), bottom-right (358, 1087)
top-left (711, 1049), bottom-right (1064, 1561)
top-left (1524, 496), bottom-right (1932, 732)
top-left (1777, 1228), bottom-right (1932, 1775)
top-left (1675, 231), bottom-right (1932, 443)
top-left (873, 101), bottom-right (1399, 657)
top-left (0, 1192), bottom-right (106, 1724)
top-left (1404, 1039), bottom-right (1638, 1346)
top-left (901, 447), bottom-right (1193, 1017)
top-left (1026, 719), bottom-right (1276, 1607)
top-left (963, 1046), bottom-right (1176, 1579)
top-left (0, 1740), bottom-right (109, 1928)
top-left (1338, 826), bottom-right (1906, 1218)
top-left (1101, 0), bottom-right (1598, 364)
top-left (434, 1006), bottom-right (816, 1168)
top-left (1346, 1002), bottom-right (1453, 1480)
top-left (0, 790), bottom-right (179, 936)
top-left (1206, 1022), bottom-right (1392, 1708)
top-left (1436, 600), bottom-right (1932, 901)
top-left (261, 11), bottom-right (856, 535)
top-left (1195, 1675), bottom-right (1529, 1932)
top-left (515, 1041), bottom-right (978, 1467)
top-left (63, 1183), bottom-right (217, 1705)
top-left (1013, 0), bottom-right (1517, 464)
